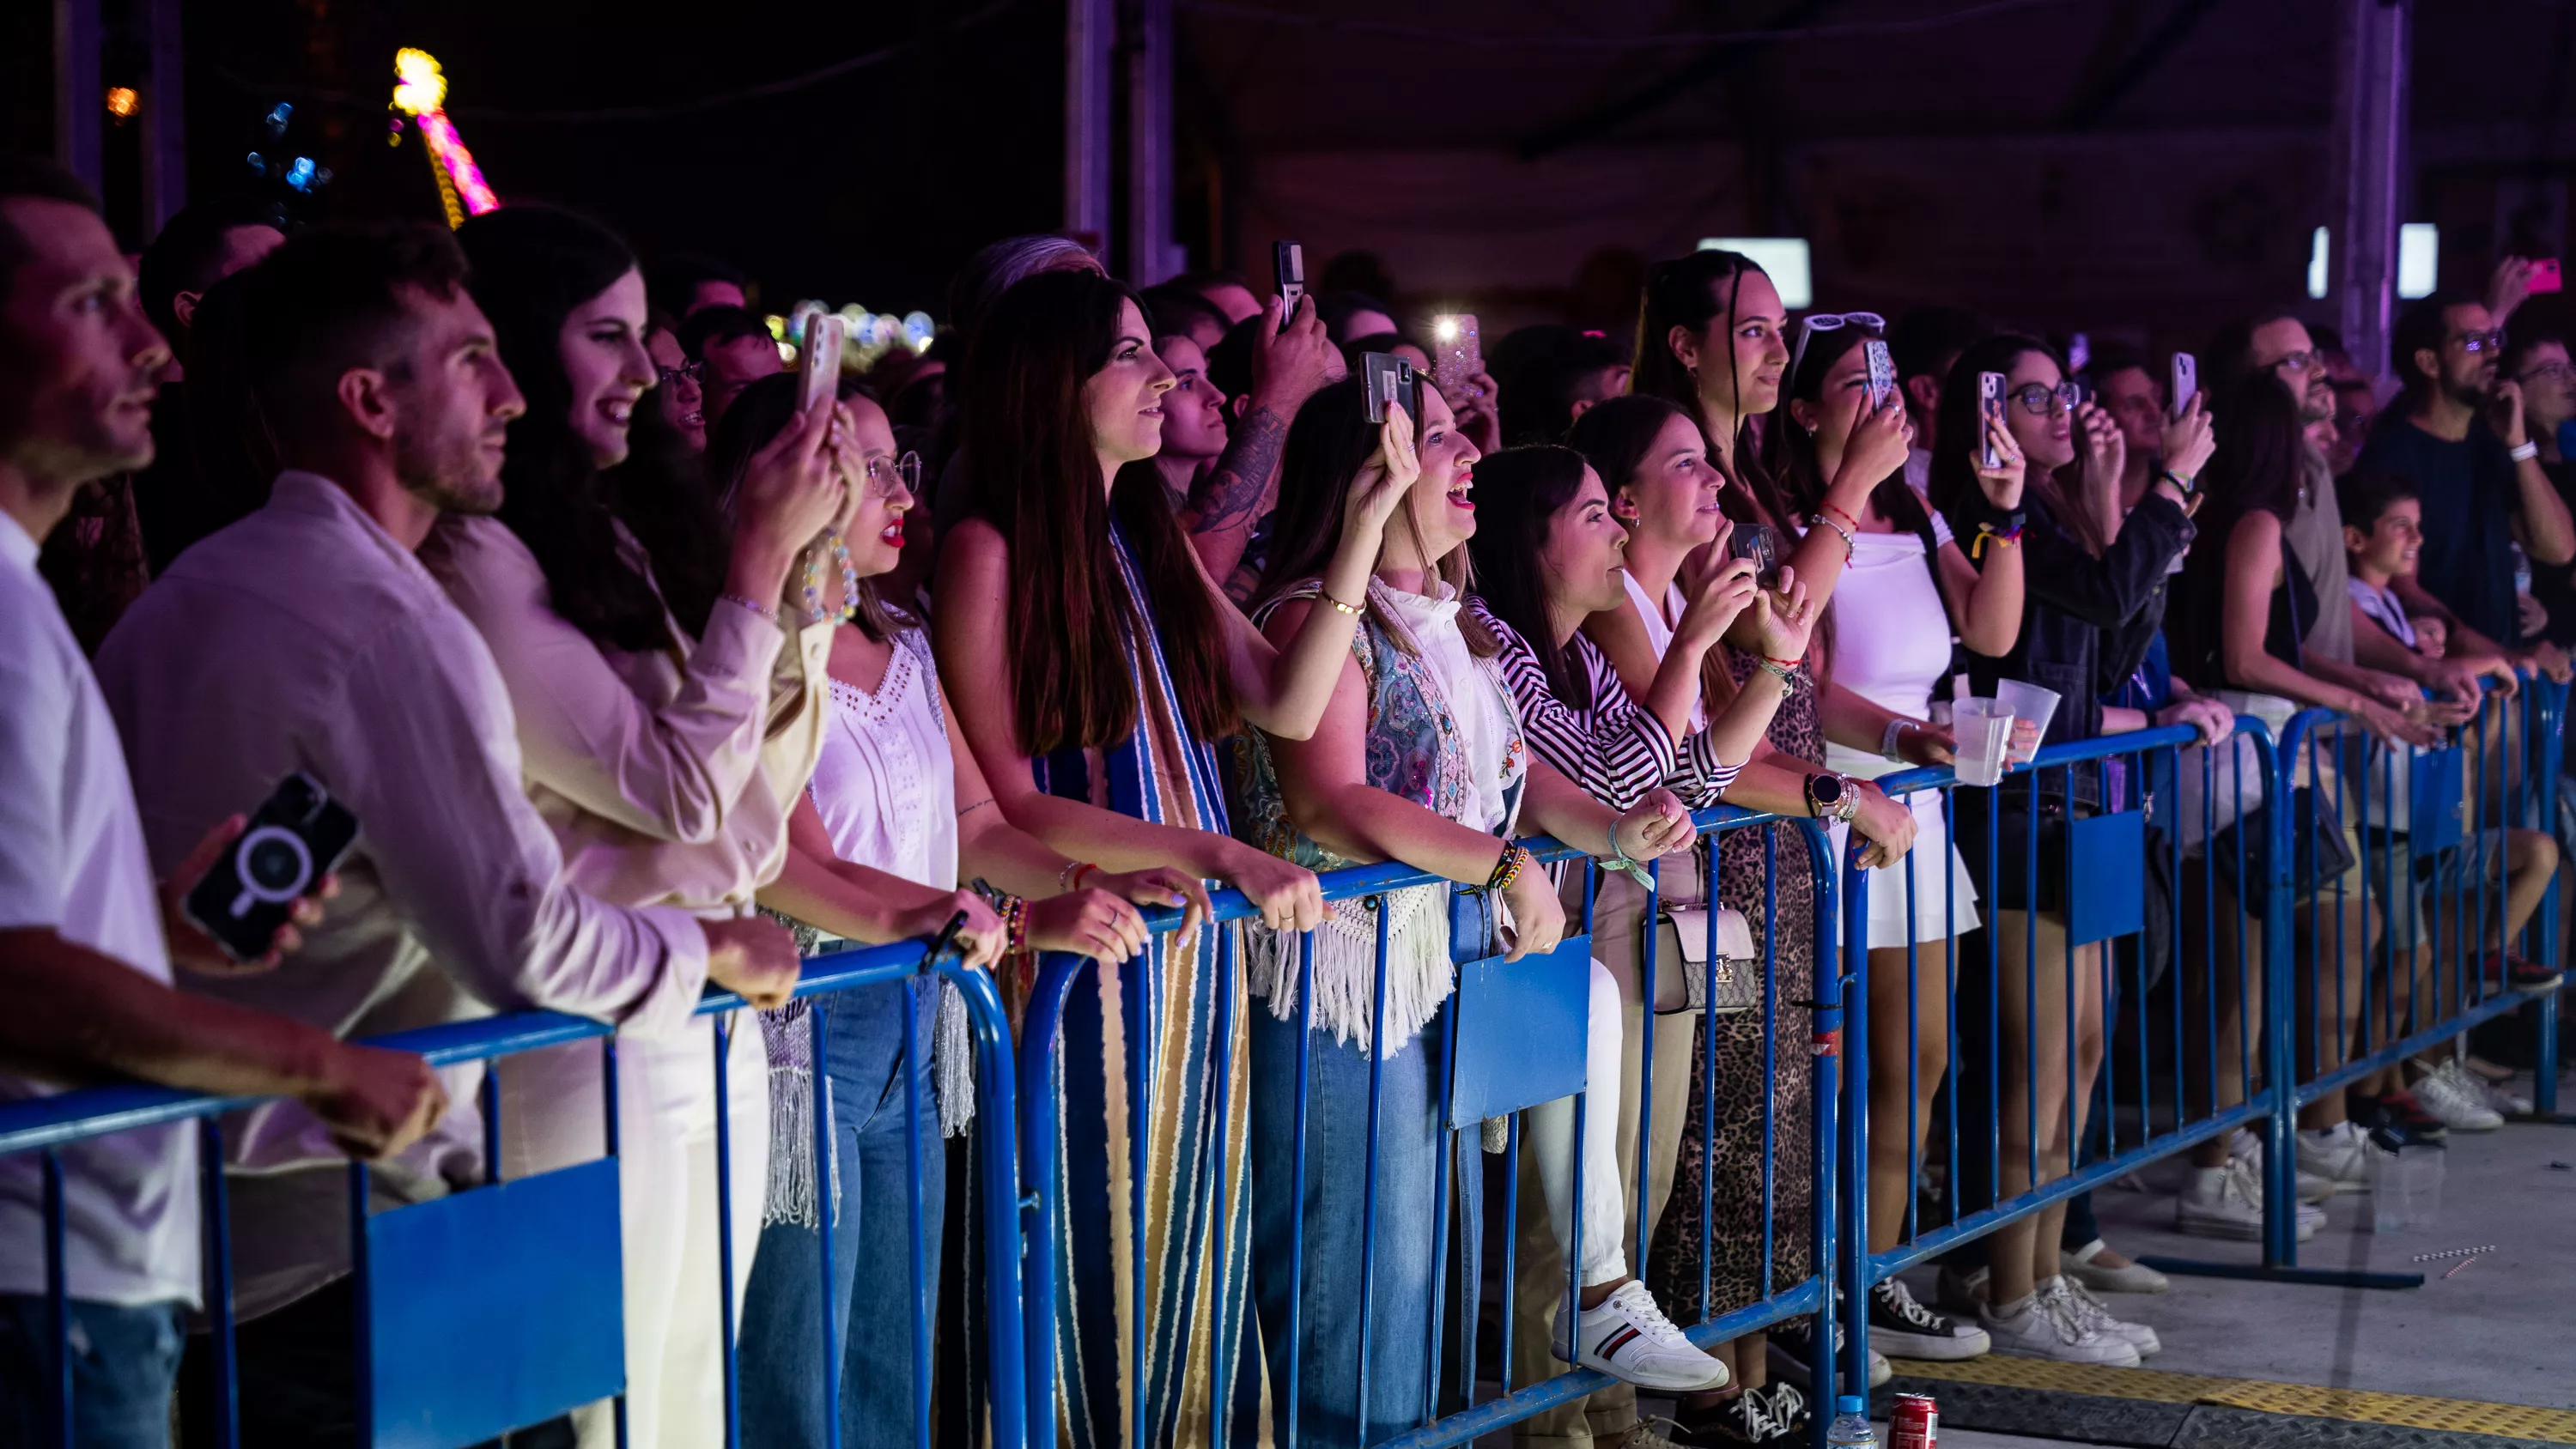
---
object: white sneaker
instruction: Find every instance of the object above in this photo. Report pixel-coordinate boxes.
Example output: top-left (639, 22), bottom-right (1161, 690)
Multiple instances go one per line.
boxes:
top-left (2413, 1060), bottom-right (2506, 1131)
top-left (2062, 1239), bottom-right (2168, 1294)
top-left (2047, 1276), bottom-right (2160, 1357)
top-left (2231, 1129), bottom-right (2336, 1203)
top-left (2294, 1121), bottom-right (2372, 1194)
top-left (2488, 1080), bottom-right (2535, 1116)
top-left (1554, 1280), bottom-right (1731, 1392)
top-left (2177, 1162), bottom-right (2317, 1243)
top-left (1979, 1282), bottom-right (2140, 1367)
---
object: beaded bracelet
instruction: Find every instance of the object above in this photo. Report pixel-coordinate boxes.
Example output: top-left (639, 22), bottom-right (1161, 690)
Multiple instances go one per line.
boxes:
top-left (1323, 593), bottom-right (1364, 615)
top-left (1806, 511), bottom-right (1856, 554)
top-left (1485, 843), bottom-right (1531, 895)
top-left (718, 591), bottom-right (780, 623)
top-left (1754, 657), bottom-right (1801, 688)
top-left (1057, 859), bottom-right (1097, 892)
top-left (996, 894), bottom-right (1029, 954)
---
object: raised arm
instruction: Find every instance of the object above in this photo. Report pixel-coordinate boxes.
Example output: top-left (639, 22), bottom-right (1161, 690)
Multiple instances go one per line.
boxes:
top-left (1177, 295), bottom-right (1336, 584)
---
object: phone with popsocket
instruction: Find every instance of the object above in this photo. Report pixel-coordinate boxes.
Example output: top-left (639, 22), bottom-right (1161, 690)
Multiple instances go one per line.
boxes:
top-left (183, 772), bottom-right (359, 964)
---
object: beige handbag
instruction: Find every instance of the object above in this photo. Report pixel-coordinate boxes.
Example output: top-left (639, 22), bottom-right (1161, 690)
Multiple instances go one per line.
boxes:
top-left (1655, 906), bottom-right (1761, 1015)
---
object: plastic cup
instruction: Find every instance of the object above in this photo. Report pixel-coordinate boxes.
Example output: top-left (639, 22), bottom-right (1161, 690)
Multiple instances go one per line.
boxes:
top-left (1953, 699), bottom-right (2014, 787)
top-left (1995, 679), bottom-right (2063, 746)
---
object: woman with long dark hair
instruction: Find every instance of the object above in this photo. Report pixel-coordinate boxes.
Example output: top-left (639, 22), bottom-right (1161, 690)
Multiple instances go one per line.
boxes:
top-left (1768, 318), bottom-right (2031, 1365)
top-left (1600, 258), bottom-right (1918, 1444)
top-left (429, 205), bottom-right (849, 1448)
top-left (1235, 391), bottom-right (1719, 1441)
top-left (1456, 433), bottom-right (1817, 1447)
top-left (934, 269), bottom-right (1406, 1445)
top-left (1923, 333), bottom-right (2210, 1368)
top-left (702, 373), bottom-right (1205, 1446)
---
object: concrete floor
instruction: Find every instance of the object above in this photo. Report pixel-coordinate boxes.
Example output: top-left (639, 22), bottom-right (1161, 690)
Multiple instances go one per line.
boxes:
top-left (2048, 1071), bottom-right (2576, 1412)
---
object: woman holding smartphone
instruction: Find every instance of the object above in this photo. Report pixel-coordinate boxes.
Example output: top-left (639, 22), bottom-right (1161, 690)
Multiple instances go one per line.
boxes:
top-left (702, 374), bottom-right (1203, 1446)
top-left (430, 206), bottom-right (843, 1449)
top-left (1602, 254), bottom-right (1917, 1446)
top-left (1458, 431), bottom-right (1818, 1446)
top-left (1769, 319), bottom-right (2032, 1364)
top-left (935, 269), bottom-right (1406, 1446)
top-left (1236, 385), bottom-right (1715, 1442)
top-left (1927, 334), bottom-right (2210, 1367)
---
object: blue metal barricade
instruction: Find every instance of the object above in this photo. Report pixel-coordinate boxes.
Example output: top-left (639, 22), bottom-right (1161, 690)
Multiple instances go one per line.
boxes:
top-left (1839, 721), bottom-right (2280, 1374)
top-left (1014, 806), bottom-right (1841, 1449)
top-left (0, 937), bottom-right (1027, 1449)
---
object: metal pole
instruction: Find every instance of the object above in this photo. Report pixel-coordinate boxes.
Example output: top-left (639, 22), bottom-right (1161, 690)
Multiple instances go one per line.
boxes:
top-left (1126, 0), bottom-right (1177, 284)
top-left (2330, 0), bottom-right (2409, 377)
top-left (1064, 0), bottom-right (1114, 256)
top-left (143, 0), bottom-right (185, 233)
top-left (53, 0), bottom-right (104, 193)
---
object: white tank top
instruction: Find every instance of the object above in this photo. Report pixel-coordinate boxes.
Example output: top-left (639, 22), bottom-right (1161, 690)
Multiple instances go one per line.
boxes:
top-left (807, 629), bottom-right (958, 889)
top-left (1618, 569), bottom-right (1705, 734)
top-left (1823, 526), bottom-right (1954, 782)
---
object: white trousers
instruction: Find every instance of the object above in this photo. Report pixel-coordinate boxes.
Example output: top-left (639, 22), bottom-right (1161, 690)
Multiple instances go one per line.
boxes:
top-left (498, 1011), bottom-right (770, 1449)
top-left (1522, 959), bottom-right (1631, 1288)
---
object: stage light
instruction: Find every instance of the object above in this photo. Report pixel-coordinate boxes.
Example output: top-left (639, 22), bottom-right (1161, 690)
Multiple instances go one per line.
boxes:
top-left (105, 87), bottom-right (138, 120)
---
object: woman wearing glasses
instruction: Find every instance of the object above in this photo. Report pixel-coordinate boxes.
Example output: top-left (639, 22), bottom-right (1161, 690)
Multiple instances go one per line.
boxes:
top-left (1767, 316), bottom-right (2031, 1366)
top-left (647, 311), bottom-right (709, 453)
top-left (1613, 258), bottom-right (1919, 1444)
top-left (427, 206), bottom-right (851, 1448)
top-left (1924, 334), bottom-right (2212, 1369)
top-left (722, 373), bottom-right (1202, 1447)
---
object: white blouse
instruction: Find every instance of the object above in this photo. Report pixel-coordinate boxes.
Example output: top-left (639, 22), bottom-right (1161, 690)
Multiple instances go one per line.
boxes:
top-left (1824, 524), bottom-right (1956, 783)
top-left (809, 629), bottom-right (957, 889)
top-left (1378, 582), bottom-right (1524, 835)
top-left (1619, 570), bottom-right (1705, 734)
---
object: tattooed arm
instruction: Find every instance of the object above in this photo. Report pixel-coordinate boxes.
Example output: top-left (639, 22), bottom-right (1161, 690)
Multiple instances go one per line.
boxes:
top-left (1181, 294), bottom-right (1340, 585)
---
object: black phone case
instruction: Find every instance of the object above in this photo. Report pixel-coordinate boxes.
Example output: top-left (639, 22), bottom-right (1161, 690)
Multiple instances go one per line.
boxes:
top-left (183, 773), bottom-right (360, 962)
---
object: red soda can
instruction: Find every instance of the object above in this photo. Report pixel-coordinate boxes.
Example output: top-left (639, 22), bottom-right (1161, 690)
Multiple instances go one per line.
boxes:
top-left (1890, 1391), bottom-right (1937, 1449)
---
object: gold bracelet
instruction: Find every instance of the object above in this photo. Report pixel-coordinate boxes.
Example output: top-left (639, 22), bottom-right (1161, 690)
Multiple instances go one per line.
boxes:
top-left (1323, 593), bottom-right (1363, 615)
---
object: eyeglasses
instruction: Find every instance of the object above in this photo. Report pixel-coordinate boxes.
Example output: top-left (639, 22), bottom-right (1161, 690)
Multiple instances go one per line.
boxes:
top-left (2451, 330), bottom-right (2507, 355)
top-left (655, 358), bottom-right (705, 387)
top-left (862, 451), bottom-right (924, 497)
top-left (2007, 381), bottom-right (2084, 416)
top-left (2267, 349), bottom-right (2319, 375)
top-left (2520, 361), bottom-right (2575, 385)
top-left (1789, 311), bottom-right (1886, 383)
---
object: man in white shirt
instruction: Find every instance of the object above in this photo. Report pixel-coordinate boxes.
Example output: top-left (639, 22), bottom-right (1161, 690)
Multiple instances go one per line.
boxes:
top-left (93, 221), bottom-right (799, 1445)
top-left (0, 157), bottom-right (448, 1449)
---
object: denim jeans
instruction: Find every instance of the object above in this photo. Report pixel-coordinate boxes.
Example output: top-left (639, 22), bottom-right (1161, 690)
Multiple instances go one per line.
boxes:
top-left (738, 978), bottom-right (945, 1449)
top-left (1249, 990), bottom-right (1480, 1446)
top-left (0, 1295), bottom-right (182, 1449)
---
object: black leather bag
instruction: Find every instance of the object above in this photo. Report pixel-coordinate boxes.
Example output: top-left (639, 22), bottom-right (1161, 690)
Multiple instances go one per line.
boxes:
top-left (2207, 785), bottom-right (2359, 919)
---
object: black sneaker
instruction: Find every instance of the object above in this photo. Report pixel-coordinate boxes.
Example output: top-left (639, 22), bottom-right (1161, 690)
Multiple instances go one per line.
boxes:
top-left (2482, 951), bottom-right (2566, 996)
top-left (2366, 1120), bottom-right (2445, 1153)
top-left (1868, 1276), bottom-right (1992, 1360)
top-left (1765, 1314), bottom-right (1892, 1387)
top-left (2354, 1089), bottom-right (2449, 1141)
top-left (1671, 1382), bottom-right (1813, 1446)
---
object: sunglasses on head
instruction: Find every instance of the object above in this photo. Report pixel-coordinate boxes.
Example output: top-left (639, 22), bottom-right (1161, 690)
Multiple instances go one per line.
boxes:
top-left (1789, 311), bottom-right (1887, 383)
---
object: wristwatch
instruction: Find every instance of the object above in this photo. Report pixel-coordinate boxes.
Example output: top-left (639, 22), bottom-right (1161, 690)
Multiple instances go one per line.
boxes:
top-left (1805, 772), bottom-right (1862, 824)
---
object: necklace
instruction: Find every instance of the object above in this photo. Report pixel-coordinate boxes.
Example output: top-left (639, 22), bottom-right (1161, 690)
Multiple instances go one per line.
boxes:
top-left (800, 533), bottom-right (860, 625)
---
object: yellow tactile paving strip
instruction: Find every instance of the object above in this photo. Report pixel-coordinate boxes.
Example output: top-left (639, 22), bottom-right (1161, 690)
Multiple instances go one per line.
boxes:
top-left (1889, 1355), bottom-right (2576, 1444)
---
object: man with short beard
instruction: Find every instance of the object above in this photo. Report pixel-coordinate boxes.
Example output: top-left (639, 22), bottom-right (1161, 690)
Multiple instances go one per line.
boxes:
top-left (92, 223), bottom-right (799, 1443)
top-left (2358, 292), bottom-right (2576, 682)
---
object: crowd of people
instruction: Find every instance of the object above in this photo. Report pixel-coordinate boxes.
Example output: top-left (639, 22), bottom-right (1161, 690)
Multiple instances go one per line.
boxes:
top-left (2, 145), bottom-right (2570, 1449)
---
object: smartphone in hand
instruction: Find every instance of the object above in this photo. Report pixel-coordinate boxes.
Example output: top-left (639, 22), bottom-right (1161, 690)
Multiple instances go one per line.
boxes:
top-left (183, 773), bottom-right (359, 964)
top-left (2170, 351), bottom-right (2198, 420)
top-left (2531, 258), bottom-right (2564, 294)
top-left (799, 312), bottom-right (848, 415)
top-left (1862, 338), bottom-right (1897, 412)
top-left (1728, 521), bottom-right (1780, 591)
top-left (1431, 313), bottom-right (1483, 406)
top-left (1363, 351), bottom-right (1419, 427)
top-left (1273, 241), bottom-right (1306, 330)
top-left (1978, 371), bottom-right (2007, 470)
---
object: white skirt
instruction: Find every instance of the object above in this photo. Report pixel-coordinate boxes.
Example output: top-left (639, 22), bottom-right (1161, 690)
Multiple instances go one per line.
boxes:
top-left (1831, 785), bottom-right (1983, 949)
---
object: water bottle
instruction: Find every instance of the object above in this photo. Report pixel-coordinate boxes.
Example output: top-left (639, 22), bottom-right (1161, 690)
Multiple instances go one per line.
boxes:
top-left (1828, 1393), bottom-right (1878, 1448)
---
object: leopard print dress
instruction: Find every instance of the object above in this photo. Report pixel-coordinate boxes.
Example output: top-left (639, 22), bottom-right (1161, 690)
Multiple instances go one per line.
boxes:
top-left (1644, 646), bottom-right (1819, 1326)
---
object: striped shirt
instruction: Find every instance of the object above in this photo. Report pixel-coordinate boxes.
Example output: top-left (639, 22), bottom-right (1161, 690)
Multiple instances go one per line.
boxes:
top-left (1465, 597), bottom-right (1743, 809)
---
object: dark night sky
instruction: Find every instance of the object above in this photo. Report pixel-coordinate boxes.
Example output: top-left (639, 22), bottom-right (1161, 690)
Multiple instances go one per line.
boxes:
top-left (166, 0), bottom-right (1066, 315)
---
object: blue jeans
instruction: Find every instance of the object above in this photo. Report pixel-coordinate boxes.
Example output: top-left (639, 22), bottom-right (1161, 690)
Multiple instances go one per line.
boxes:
top-left (0, 1295), bottom-right (183, 1449)
top-left (738, 978), bottom-right (946, 1449)
top-left (1249, 990), bottom-right (1479, 1446)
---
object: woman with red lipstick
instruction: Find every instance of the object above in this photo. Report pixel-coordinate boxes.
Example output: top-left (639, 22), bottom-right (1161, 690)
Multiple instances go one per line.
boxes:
top-left (701, 373), bottom-right (1202, 1447)
top-left (935, 270), bottom-right (1407, 1446)
top-left (426, 206), bottom-right (852, 1449)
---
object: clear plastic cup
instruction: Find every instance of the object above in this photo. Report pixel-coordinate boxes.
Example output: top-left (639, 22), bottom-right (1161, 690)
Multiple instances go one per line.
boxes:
top-left (1995, 680), bottom-right (2063, 747)
top-left (1953, 699), bottom-right (2014, 787)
